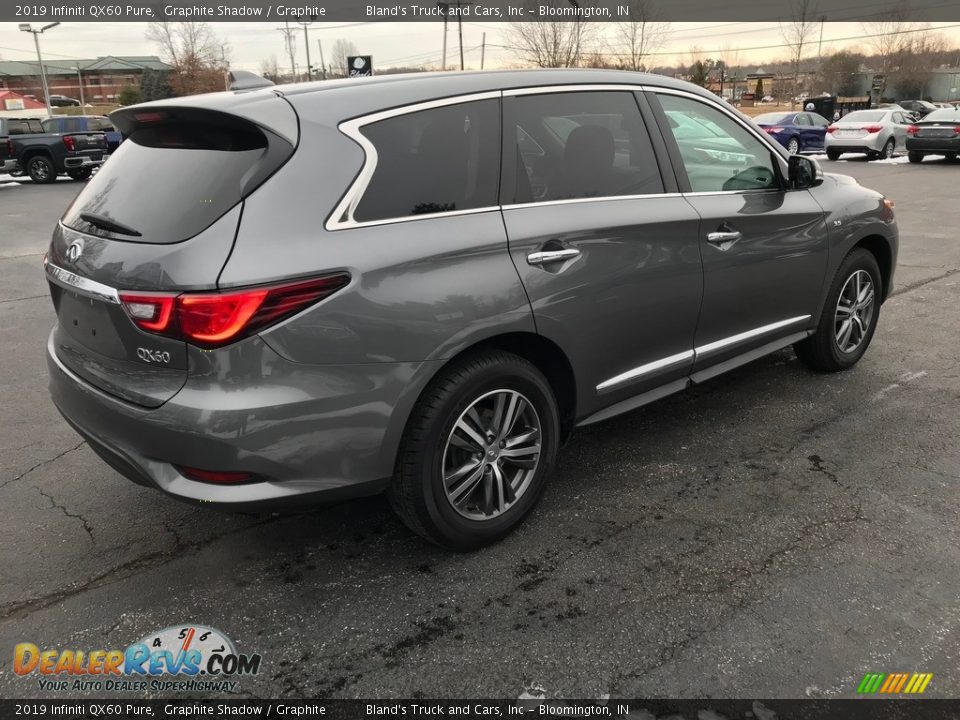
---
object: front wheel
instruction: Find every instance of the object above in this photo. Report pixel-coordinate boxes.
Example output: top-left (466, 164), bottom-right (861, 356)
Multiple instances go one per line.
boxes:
top-left (880, 138), bottom-right (896, 159)
top-left (794, 248), bottom-right (882, 372)
top-left (389, 350), bottom-right (560, 550)
top-left (26, 155), bottom-right (56, 184)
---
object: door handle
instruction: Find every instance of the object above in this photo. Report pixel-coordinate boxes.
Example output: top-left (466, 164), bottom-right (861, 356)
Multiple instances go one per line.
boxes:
top-left (526, 248), bottom-right (581, 266)
top-left (706, 228), bottom-right (742, 251)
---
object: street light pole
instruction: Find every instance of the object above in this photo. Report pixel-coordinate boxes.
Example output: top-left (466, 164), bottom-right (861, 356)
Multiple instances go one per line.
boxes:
top-left (74, 66), bottom-right (85, 107)
top-left (19, 22), bottom-right (60, 119)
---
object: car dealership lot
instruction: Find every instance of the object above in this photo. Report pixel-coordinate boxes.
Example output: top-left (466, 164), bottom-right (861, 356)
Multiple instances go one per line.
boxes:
top-left (0, 160), bottom-right (958, 699)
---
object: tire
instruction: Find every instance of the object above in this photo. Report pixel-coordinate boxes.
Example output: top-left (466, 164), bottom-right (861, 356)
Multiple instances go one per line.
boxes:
top-left (880, 138), bottom-right (895, 159)
top-left (26, 155), bottom-right (56, 184)
top-left (945, 153), bottom-right (958, 162)
top-left (794, 248), bottom-right (882, 372)
top-left (908, 152), bottom-right (923, 163)
top-left (786, 137), bottom-right (800, 155)
top-left (67, 168), bottom-right (92, 181)
top-left (388, 349), bottom-right (560, 550)
top-left (826, 150), bottom-right (841, 161)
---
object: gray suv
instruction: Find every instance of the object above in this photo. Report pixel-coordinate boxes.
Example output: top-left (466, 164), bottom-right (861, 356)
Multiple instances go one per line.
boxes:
top-left (45, 70), bottom-right (898, 549)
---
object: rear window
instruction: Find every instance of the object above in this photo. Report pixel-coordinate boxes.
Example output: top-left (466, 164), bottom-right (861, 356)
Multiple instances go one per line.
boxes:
top-left (7, 119), bottom-right (41, 135)
top-left (61, 115), bottom-right (291, 244)
top-left (842, 111), bottom-right (885, 123)
top-left (753, 113), bottom-right (793, 125)
top-left (922, 109), bottom-right (960, 122)
top-left (88, 117), bottom-right (115, 132)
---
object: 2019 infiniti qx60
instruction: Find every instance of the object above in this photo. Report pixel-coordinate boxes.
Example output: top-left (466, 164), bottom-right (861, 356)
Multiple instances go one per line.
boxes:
top-left (45, 70), bottom-right (898, 549)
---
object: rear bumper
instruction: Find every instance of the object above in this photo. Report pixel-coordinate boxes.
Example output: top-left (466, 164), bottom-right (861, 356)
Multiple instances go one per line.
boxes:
top-left (63, 154), bottom-right (104, 169)
top-left (0, 158), bottom-right (19, 174)
top-left (825, 135), bottom-right (885, 152)
top-left (47, 329), bottom-right (437, 511)
top-left (906, 137), bottom-right (960, 154)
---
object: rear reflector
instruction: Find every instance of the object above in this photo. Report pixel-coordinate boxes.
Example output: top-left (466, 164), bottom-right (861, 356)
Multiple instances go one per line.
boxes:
top-left (176, 466), bottom-right (256, 484)
top-left (119, 273), bottom-right (350, 348)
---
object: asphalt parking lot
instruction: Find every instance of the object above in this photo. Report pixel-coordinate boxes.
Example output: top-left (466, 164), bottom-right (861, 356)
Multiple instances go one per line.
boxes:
top-left (0, 156), bottom-right (958, 701)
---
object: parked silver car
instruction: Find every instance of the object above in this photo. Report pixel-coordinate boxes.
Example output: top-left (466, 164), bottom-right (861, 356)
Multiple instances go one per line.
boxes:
top-left (45, 70), bottom-right (899, 549)
top-left (825, 109), bottom-right (914, 160)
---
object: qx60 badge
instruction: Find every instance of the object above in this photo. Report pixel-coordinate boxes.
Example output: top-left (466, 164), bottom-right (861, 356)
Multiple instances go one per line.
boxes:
top-left (137, 348), bottom-right (171, 364)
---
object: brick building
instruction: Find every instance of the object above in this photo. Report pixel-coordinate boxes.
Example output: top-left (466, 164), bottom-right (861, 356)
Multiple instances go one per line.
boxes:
top-left (0, 56), bottom-right (171, 104)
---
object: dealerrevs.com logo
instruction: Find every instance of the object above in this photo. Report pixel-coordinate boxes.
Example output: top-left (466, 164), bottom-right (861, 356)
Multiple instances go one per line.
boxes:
top-left (14, 624), bottom-right (262, 693)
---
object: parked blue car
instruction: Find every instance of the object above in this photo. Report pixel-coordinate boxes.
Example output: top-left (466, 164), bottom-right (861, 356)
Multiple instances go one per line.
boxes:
top-left (41, 115), bottom-right (123, 154)
top-left (752, 111), bottom-right (830, 154)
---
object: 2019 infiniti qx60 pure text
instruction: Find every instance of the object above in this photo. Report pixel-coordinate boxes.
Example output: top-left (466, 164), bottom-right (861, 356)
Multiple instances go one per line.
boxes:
top-left (45, 70), bottom-right (898, 549)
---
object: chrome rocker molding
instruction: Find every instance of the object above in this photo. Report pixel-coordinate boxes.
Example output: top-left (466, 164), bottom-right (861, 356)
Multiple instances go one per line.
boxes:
top-left (584, 316), bottom-right (813, 425)
top-left (44, 259), bottom-right (120, 304)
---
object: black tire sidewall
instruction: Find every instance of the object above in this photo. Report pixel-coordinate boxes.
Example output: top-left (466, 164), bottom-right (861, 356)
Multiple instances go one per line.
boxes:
top-left (819, 250), bottom-right (882, 369)
top-left (67, 168), bottom-right (92, 181)
top-left (412, 358), bottom-right (559, 549)
top-left (28, 156), bottom-right (55, 183)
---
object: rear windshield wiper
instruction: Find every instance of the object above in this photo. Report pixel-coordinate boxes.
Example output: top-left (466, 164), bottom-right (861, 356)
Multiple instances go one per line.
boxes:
top-left (79, 212), bottom-right (142, 237)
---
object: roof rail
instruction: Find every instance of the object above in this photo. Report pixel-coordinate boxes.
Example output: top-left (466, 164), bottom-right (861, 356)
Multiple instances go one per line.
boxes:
top-left (229, 70), bottom-right (274, 92)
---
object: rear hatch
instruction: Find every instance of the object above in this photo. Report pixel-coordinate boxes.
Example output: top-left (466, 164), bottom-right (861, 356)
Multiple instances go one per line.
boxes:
top-left (47, 97), bottom-right (296, 407)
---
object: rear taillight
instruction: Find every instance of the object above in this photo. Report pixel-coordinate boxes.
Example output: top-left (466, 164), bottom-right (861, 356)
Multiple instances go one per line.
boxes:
top-left (864, 125), bottom-right (883, 134)
top-left (176, 466), bottom-right (257, 484)
top-left (907, 125), bottom-right (919, 135)
top-left (826, 125), bottom-right (836, 133)
top-left (763, 126), bottom-right (784, 134)
top-left (6, 138), bottom-right (13, 155)
top-left (62, 135), bottom-right (75, 151)
top-left (954, 126), bottom-right (960, 134)
top-left (119, 274), bottom-right (350, 348)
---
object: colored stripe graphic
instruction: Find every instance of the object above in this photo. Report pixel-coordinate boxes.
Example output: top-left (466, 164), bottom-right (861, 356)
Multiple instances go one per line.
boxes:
top-left (857, 672), bottom-right (932, 694)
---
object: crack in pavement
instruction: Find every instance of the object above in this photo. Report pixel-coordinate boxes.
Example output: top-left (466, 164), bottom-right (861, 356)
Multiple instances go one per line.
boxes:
top-left (0, 294), bottom-right (47, 304)
top-left (35, 485), bottom-right (96, 545)
top-left (0, 441), bottom-right (85, 491)
top-left (890, 267), bottom-right (960, 298)
top-left (0, 515), bottom-right (279, 623)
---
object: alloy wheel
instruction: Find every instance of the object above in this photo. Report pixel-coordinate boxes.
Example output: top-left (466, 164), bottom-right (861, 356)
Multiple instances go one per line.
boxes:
top-left (883, 140), bottom-right (894, 158)
top-left (835, 270), bottom-right (875, 353)
top-left (441, 389), bottom-right (542, 520)
top-left (31, 159), bottom-right (49, 181)
top-left (787, 138), bottom-right (800, 154)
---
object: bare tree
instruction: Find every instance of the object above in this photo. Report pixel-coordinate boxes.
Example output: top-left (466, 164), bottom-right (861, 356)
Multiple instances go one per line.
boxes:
top-left (894, 28), bottom-right (948, 98)
top-left (612, 0), bottom-right (670, 72)
top-left (329, 39), bottom-right (359, 77)
top-left (146, 21), bottom-right (226, 96)
top-left (506, 19), bottom-right (596, 68)
top-left (862, 8), bottom-right (915, 95)
top-left (780, 0), bottom-right (820, 102)
top-left (259, 54), bottom-right (282, 84)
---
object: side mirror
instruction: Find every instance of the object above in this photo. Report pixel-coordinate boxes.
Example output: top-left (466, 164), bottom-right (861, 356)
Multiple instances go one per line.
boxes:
top-left (788, 155), bottom-right (823, 189)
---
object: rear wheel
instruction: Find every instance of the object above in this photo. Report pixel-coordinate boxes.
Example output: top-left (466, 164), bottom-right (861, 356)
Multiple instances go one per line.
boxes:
top-left (908, 152), bottom-right (923, 163)
top-left (389, 350), bottom-right (560, 550)
top-left (786, 137), bottom-right (800, 154)
top-left (826, 149), bottom-right (841, 161)
top-left (794, 248), bottom-right (881, 372)
top-left (881, 138), bottom-right (896, 159)
top-left (945, 153), bottom-right (958, 162)
top-left (26, 155), bottom-right (55, 184)
top-left (67, 168), bottom-right (92, 181)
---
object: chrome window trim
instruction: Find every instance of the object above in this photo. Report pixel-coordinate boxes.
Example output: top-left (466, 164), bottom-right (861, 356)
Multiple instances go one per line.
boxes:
top-left (326, 90), bottom-right (502, 231)
top-left (502, 192), bottom-right (683, 211)
top-left (503, 83), bottom-right (644, 96)
top-left (595, 315), bottom-right (812, 392)
top-left (44, 260), bottom-right (120, 304)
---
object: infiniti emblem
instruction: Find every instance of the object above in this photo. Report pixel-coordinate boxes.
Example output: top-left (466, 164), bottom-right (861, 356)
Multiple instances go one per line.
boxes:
top-left (65, 240), bottom-right (84, 263)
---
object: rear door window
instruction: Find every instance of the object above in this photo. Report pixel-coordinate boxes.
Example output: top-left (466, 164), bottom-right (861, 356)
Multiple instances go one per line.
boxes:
top-left (510, 91), bottom-right (664, 204)
top-left (61, 114), bottom-right (292, 244)
top-left (352, 98), bottom-right (500, 223)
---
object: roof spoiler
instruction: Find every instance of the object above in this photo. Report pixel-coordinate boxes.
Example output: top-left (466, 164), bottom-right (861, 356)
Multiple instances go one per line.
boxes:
top-left (229, 70), bottom-right (274, 92)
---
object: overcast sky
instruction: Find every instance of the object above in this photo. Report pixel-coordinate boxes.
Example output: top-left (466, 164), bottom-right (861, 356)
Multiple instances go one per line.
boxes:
top-left (2, 21), bottom-right (960, 73)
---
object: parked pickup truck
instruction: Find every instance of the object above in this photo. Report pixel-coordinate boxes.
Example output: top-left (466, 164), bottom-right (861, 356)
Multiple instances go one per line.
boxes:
top-left (0, 118), bottom-right (108, 183)
top-left (0, 135), bottom-right (17, 175)
top-left (42, 115), bottom-right (123, 153)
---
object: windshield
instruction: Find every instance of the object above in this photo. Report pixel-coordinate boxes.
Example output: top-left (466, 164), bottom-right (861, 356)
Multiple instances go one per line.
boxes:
top-left (753, 113), bottom-right (793, 125)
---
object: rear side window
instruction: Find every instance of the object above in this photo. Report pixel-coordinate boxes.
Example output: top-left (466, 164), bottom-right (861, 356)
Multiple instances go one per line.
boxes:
top-left (41, 118), bottom-right (59, 133)
top-left (8, 120), bottom-right (32, 135)
top-left (61, 114), bottom-right (291, 244)
top-left (511, 91), bottom-right (664, 204)
top-left (353, 99), bottom-right (500, 223)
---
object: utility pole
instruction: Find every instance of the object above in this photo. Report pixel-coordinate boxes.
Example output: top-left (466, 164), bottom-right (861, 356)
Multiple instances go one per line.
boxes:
top-left (19, 22), bottom-right (59, 118)
top-left (298, 17), bottom-right (315, 80)
top-left (317, 38), bottom-right (327, 80)
top-left (457, 3), bottom-right (465, 70)
top-left (74, 65), bottom-right (85, 107)
top-left (277, 21), bottom-right (297, 80)
top-left (441, 11), bottom-right (448, 70)
top-left (818, 16), bottom-right (825, 64)
top-left (480, 32), bottom-right (486, 70)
